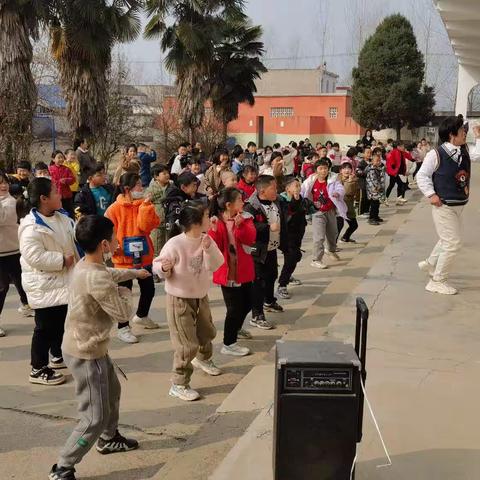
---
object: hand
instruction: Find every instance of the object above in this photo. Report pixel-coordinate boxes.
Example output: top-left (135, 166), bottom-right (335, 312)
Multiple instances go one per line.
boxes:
top-left (136, 269), bottom-right (151, 279)
top-left (429, 194), bottom-right (442, 207)
top-left (293, 192), bottom-right (300, 201)
top-left (270, 222), bottom-right (280, 233)
top-left (144, 192), bottom-right (152, 203)
top-left (161, 258), bottom-right (174, 272)
top-left (202, 234), bottom-right (212, 250)
top-left (210, 215), bottom-right (218, 231)
top-left (206, 187), bottom-right (214, 196)
top-left (64, 254), bottom-right (75, 268)
top-left (234, 214), bottom-right (244, 226)
top-left (473, 125), bottom-right (480, 139)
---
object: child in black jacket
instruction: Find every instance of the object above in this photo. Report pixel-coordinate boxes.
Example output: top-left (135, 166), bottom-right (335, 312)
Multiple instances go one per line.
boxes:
top-left (277, 177), bottom-right (312, 299)
top-left (74, 163), bottom-right (113, 218)
top-left (243, 175), bottom-right (288, 330)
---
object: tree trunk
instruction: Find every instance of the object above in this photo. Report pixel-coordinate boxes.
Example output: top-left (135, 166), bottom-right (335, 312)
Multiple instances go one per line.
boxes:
top-left (0, 8), bottom-right (36, 169)
top-left (222, 121), bottom-right (228, 142)
top-left (395, 124), bottom-right (402, 141)
top-left (189, 126), bottom-right (195, 145)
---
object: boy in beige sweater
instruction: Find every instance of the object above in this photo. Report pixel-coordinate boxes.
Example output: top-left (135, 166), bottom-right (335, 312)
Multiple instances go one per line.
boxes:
top-left (49, 215), bottom-right (151, 480)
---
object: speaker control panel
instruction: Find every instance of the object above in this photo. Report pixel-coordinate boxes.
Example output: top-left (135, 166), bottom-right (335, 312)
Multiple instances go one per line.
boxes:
top-left (284, 367), bottom-right (353, 392)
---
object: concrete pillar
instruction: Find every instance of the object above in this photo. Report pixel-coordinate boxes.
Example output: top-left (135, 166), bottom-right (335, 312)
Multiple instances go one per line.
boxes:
top-left (455, 64), bottom-right (480, 116)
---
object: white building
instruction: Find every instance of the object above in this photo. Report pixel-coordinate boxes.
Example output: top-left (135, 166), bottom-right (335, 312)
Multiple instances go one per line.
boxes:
top-left (434, 0), bottom-right (480, 117)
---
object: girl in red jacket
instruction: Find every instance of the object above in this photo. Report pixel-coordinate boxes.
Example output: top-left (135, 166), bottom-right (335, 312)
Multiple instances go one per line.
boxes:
top-left (49, 150), bottom-right (75, 217)
top-left (385, 142), bottom-right (412, 205)
top-left (209, 187), bottom-right (256, 356)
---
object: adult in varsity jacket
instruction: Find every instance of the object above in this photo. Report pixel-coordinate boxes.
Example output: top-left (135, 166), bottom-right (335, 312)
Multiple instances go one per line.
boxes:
top-left (417, 115), bottom-right (480, 295)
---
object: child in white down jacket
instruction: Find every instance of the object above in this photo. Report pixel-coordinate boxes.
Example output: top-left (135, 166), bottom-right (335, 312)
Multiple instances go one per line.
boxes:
top-left (18, 177), bottom-right (80, 386)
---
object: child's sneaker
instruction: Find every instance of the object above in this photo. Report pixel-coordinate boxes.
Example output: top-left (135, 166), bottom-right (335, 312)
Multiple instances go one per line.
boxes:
top-left (191, 357), bottom-right (222, 376)
top-left (368, 219), bottom-right (380, 226)
top-left (340, 237), bottom-right (356, 243)
top-left (327, 251), bottom-right (341, 261)
top-left (250, 314), bottom-right (274, 330)
top-left (237, 328), bottom-right (252, 339)
top-left (96, 430), bottom-right (139, 454)
top-left (264, 301), bottom-right (283, 312)
top-left (49, 464), bottom-right (76, 480)
top-left (383, 200), bottom-right (390, 207)
top-left (117, 326), bottom-right (139, 344)
top-left (30, 367), bottom-right (65, 386)
top-left (0, 327), bottom-right (5, 337)
top-left (169, 384), bottom-right (200, 401)
top-left (132, 315), bottom-right (160, 329)
top-left (276, 287), bottom-right (291, 299)
top-left (310, 260), bottom-right (328, 269)
top-left (221, 343), bottom-right (250, 357)
top-left (289, 277), bottom-right (302, 286)
top-left (18, 304), bottom-right (34, 317)
top-left (396, 197), bottom-right (407, 204)
top-left (48, 356), bottom-right (66, 370)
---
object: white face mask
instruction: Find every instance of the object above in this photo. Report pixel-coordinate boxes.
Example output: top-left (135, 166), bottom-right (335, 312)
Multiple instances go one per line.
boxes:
top-left (131, 191), bottom-right (144, 200)
top-left (102, 250), bottom-right (113, 263)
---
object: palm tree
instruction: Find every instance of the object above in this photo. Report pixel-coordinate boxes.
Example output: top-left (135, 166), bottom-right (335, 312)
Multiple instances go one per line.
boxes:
top-left (0, 0), bottom-right (50, 170)
top-left (144, 0), bottom-right (245, 144)
top-left (50, 0), bottom-right (142, 140)
top-left (209, 21), bottom-right (266, 140)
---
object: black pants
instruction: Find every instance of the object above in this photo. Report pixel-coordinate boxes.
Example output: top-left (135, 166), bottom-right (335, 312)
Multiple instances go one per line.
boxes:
top-left (31, 305), bottom-right (68, 369)
top-left (61, 198), bottom-right (74, 218)
top-left (118, 265), bottom-right (155, 328)
top-left (359, 187), bottom-right (370, 215)
top-left (337, 217), bottom-right (359, 241)
top-left (369, 199), bottom-right (380, 220)
top-left (252, 250), bottom-right (278, 317)
top-left (221, 283), bottom-right (252, 345)
top-left (279, 248), bottom-right (302, 287)
top-left (0, 253), bottom-right (28, 315)
top-left (413, 162), bottom-right (422, 178)
top-left (386, 175), bottom-right (405, 199)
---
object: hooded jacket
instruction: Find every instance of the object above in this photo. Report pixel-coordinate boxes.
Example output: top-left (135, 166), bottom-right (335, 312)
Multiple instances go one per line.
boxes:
top-left (105, 194), bottom-right (160, 268)
top-left (300, 172), bottom-right (348, 219)
top-left (49, 164), bottom-right (75, 199)
top-left (208, 213), bottom-right (256, 286)
top-left (19, 209), bottom-right (81, 308)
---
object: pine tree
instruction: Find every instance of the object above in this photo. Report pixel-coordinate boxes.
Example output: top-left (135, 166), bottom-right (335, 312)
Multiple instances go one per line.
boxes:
top-left (351, 14), bottom-right (435, 140)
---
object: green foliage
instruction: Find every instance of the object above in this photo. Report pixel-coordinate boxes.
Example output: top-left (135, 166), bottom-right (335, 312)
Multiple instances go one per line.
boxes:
top-left (351, 14), bottom-right (435, 139)
top-left (144, 0), bottom-right (264, 141)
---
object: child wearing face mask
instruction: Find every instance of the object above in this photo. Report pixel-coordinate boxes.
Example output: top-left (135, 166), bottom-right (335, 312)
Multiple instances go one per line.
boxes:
top-left (105, 173), bottom-right (161, 344)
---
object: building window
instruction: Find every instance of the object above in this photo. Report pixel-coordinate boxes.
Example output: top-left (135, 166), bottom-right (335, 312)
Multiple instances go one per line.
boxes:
top-left (270, 107), bottom-right (294, 118)
top-left (329, 107), bottom-right (338, 119)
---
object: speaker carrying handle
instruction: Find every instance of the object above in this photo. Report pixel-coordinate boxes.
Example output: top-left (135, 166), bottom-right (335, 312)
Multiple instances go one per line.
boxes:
top-left (354, 297), bottom-right (369, 442)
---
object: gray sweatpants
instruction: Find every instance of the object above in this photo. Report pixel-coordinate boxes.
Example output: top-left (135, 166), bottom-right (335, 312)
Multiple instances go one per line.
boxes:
top-left (58, 353), bottom-right (121, 468)
top-left (312, 209), bottom-right (338, 261)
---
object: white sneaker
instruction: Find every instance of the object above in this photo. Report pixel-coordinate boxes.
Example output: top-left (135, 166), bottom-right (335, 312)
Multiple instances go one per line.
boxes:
top-left (425, 280), bottom-right (457, 295)
top-left (132, 315), bottom-right (160, 329)
top-left (310, 260), bottom-right (328, 269)
top-left (383, 200), bottom-right (390, 207)
top-left (18, 304), bottom-right (34, 317)
top-left (221, 343), bottom-right (250, 357)
top-left (117, 326), bottom-right (139, 344)
top-left (396, 197), bottom-right (407, 204)
top-left (169, 384), bottom-right (200, 401)
top-left (418, 260), bottom-right (434, 277)
top-left (0, 327), bottom-right (5, 337)
top-left (191, 357), bottom-right (222, 376)
top-left (327, 251), bottom-right (341, 261)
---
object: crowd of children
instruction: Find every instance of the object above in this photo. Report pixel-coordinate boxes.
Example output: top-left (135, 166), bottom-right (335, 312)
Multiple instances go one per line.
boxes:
top-left (1, 133), bottom-right (437, 480)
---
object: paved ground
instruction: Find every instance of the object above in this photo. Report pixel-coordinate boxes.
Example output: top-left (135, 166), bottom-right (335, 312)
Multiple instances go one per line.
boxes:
top-left (1, 170), bottom-right (470, 479)
top-left (211, 165), bottom-right (480, 480)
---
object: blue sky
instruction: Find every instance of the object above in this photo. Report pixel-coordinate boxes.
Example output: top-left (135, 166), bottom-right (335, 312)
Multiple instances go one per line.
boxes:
top-left (116, 0), bottom-right (458, 110)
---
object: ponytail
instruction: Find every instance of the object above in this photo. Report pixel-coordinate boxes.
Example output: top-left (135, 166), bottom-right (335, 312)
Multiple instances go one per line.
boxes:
top-left (16, 177), bottom-right (53, 219)
top-left (210, 187), bottom-right (242, 217)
